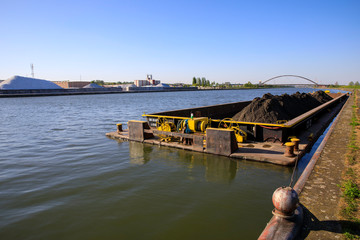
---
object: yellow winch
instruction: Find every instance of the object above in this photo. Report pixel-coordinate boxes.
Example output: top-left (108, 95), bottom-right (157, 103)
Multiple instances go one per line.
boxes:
top-left (187, 117), bottom-right (209, 132)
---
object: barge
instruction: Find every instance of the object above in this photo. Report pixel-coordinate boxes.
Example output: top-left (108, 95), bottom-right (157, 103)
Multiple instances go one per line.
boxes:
top-left (106, 92), bottom-right (348, 166)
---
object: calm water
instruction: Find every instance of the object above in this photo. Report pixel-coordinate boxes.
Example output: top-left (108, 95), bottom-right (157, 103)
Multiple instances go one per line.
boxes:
top-left (1, 88), bottom-right (318, 239)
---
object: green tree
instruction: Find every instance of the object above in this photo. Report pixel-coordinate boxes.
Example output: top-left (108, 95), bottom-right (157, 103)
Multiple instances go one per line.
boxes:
top-left (192, 77), bottom-right (196, 85)
top-left (201, 77), bottom-right (206, 86)
top-left (196, 77), bottom-right (201, 86)
top-left (355, 81), bottom-right (360, 86)
top-left (349, 81), bottom-right (354, 86)
top-left (206, 80), bottom-right (210, 86)
top-left (244, 81), bottom-right (254, 88)
top-left (92, 80), bottom-right (105, 86)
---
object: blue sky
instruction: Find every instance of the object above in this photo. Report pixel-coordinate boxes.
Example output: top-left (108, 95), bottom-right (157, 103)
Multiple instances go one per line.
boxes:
top-left (1, 0), bottom-right (359, 84)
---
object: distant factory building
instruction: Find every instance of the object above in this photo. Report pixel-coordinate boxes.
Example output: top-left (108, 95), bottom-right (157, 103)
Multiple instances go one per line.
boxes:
top-left (134, 74), bottom-right (160, 87)
top-left (53, 81), bottom-right (91, 89)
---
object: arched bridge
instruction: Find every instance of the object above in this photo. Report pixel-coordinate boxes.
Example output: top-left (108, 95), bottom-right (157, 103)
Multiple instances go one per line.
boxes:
top-left (260, 75), bottom-right (318, 86)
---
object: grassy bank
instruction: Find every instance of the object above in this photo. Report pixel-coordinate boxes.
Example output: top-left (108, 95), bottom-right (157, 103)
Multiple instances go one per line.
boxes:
top-left (339, 89), bottom-right (360, 239)
top-left (327, 85), bottom-right (360, 90)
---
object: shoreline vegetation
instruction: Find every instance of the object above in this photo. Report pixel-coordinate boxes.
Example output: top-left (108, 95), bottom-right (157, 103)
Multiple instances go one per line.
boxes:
top-left (92, 77), bottom-right (291, 89)
top-left (322, 81), bottom-right (360, 90)
top-left (94, 77), bottom-right (360, 90)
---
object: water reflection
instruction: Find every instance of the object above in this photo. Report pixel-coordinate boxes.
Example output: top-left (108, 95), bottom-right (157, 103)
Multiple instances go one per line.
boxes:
top-left (129, 141), bottom-right (153, 165)
top-left (127, 142), bottom-right (291, 184)
top-left (205, 157), bottom-right (238, 183)
top-left (177, 150), bottom-right (239, 183)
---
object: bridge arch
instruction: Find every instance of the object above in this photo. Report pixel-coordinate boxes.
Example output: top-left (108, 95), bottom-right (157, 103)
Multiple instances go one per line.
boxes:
top-left (261, 75), bottom-right (318, 86)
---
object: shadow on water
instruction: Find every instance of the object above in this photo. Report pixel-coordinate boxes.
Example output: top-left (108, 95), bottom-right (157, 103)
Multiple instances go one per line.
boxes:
top-left (125, 141), bottom-right (292, 184)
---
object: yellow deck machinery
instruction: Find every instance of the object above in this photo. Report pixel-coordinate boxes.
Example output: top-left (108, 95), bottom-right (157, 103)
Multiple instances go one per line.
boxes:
top-left (152, 115), bottom-right (247, 143)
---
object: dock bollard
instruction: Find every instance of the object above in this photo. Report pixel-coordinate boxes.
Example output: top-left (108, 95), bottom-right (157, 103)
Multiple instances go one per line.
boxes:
top-left (291, 138), bottom-right (300, 151)
top-left (272, 186), bottom-right (299, 218)
top-left (284, 142), bottom-right (295, 157)
top-left (116, 123), bottom-right (122, 133)
top-left (258, 186), bottom-right (302, 239)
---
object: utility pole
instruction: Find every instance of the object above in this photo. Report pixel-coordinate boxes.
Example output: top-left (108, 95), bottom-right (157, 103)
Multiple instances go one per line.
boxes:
top-left (30, 63), bottom-right (34, 78)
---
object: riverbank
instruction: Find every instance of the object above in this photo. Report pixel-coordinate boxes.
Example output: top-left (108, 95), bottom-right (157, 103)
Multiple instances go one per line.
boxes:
top-left (298, 90), bottom-right (359, 239)
top-left (0, 87), bottom-right (198, 98)
top-left (0, 86), bottom-right (295, 98)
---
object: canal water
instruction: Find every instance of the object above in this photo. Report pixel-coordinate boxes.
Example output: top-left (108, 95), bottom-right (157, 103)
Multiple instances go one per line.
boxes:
top-left (0, 88), bottom-right (323, 239)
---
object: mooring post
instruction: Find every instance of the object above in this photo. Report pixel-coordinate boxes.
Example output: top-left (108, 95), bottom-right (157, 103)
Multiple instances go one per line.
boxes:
top-left (258, 187), bottom-right (303, 240)
top-left (272, 187), bottom-right (299, 218)
top-left (284, 142), bottom-right (295, 157)
top-left (290, 138), bottom-right (300, 151)
top-left (116, 123), bottom-right (123, 133)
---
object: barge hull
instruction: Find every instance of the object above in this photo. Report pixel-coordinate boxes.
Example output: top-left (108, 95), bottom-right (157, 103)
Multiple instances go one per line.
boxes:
top-left (106, 93), bottom-right (348, 166)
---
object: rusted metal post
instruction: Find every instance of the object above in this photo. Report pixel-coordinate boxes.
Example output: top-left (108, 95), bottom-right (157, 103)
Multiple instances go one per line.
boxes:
top-left (290, 138), bottom-right (300, 151)
top-left (284, 142), bottom-right (295, 157)
top-left (116, 123), bottom-right (123, 133)
top-left (272, 187), bottom-right (299, 218)
top-left (258, 187), bottom-right (303, 240)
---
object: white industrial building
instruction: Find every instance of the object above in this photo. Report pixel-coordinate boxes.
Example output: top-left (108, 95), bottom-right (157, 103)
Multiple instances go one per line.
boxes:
top-left (134, 74), bottom-right (160, 87)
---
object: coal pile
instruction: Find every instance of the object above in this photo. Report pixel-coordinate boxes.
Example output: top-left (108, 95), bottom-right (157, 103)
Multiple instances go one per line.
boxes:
top-left (232, 91), bottom-right (333, 123)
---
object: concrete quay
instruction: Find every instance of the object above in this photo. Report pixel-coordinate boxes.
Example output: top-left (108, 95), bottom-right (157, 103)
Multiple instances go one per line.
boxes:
top-left (297, 92), bottom-right (354, 239)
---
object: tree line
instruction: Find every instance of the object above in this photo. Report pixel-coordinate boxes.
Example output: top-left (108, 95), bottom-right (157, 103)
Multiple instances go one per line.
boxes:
top-left (328, 81), bottom-right (360, 88)
top-left (191, 77), bottom-right (278, 89)
top-left (192, 77), bottom-right (214, 87)
top-left (91, 80), bottom-right (134, 85)
top-left (348, 81), bottom-right (360, 86)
